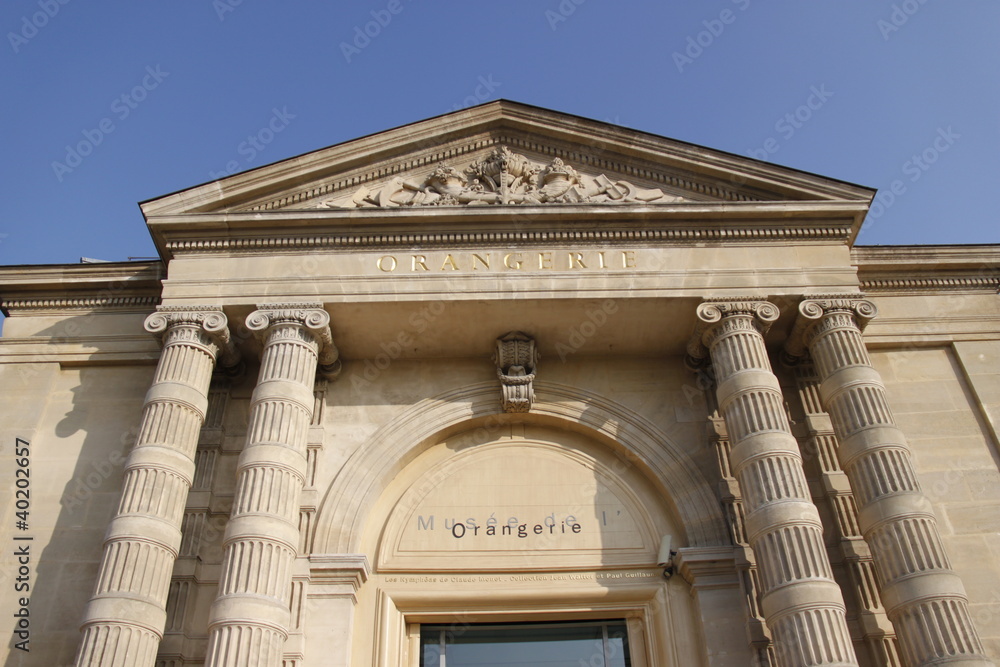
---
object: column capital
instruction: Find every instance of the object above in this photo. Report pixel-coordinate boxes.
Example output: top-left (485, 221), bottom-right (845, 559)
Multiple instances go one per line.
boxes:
top-left (782, 295), bottom-right (878, 362)
top-left (145, 306), bottom-right (241, 370)
top-left (685, 298), bottom-right (780, 369)
top-left (247, 303), bottom-right (341, 379)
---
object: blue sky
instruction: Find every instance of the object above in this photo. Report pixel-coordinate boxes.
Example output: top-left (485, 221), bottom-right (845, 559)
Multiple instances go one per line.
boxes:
top-left (1, 1), bottom-right (997, 266)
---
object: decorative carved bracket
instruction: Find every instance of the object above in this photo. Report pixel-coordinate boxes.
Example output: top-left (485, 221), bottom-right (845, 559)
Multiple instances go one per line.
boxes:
top-left (493, 331), bottom-right (538, 413)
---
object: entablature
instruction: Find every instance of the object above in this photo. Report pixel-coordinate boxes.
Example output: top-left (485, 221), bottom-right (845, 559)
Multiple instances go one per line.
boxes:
top-left (147, 201), bottom-right (867, 261)
top-left (0, 261), bottom-right (162, 318)
top-left (854, 244), bottom-right (1000, 295)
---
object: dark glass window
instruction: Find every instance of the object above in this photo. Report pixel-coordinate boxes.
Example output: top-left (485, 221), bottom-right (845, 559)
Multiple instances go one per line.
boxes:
top-left (420, 621), bottom-right (630, 667)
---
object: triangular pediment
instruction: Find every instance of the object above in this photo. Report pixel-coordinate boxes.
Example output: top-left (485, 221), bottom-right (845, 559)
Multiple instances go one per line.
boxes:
top-left (141, 100), bottom-right (874, 219)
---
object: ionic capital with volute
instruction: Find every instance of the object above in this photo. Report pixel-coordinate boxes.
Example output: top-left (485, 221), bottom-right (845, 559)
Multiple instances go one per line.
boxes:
top-left (685, 299), bottom-right (780, 369)
top-left (781, 295), bottom-right (877, 363)
top-left (144, 306), bottom-right (242, 370)
top-left (246, 303), bottom-right (340, 379)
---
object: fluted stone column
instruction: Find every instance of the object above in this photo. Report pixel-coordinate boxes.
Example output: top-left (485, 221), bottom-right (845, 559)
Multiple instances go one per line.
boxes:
top-left (791, 363), bottom-right (901, 666)
top-left (687, 299), bottom-right (859, 667)
top-left (75, 308), bottom-right (240, 667)
top-left (206, 304), bottom-right (339, 667)
top-left (785, 297), bottom-right (993, 667)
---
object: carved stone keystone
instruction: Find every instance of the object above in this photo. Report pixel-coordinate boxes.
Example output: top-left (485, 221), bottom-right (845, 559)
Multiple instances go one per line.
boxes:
top-left (494, 331), bottom-right (538, 413)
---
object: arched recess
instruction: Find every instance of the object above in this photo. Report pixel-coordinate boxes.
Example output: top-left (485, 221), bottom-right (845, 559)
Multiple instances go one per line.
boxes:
top-left (313, 381), bottom-right (728, 555)
top-left (376, 427), bottom-right (672, 571)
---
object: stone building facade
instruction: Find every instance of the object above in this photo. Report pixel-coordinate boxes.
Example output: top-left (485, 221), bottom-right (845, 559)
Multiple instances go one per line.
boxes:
top-left (2, 101), bottom-right (999, 667)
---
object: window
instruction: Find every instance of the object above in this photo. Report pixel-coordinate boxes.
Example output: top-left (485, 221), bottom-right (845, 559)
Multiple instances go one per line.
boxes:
top-left (420, 621), bottom-right (630, 667)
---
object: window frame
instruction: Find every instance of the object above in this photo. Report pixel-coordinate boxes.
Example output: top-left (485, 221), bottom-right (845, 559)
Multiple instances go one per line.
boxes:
top-left (418, 619), bottom-right (632, 667)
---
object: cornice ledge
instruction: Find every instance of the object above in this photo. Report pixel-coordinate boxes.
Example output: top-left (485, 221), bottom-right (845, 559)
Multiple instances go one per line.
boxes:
top-left (0, 260), bottom-right (163, 284)
top-left (152, 199), bottom-right (868, 224)
top-left (163, 226), bottom-right (853, 255)
top-left (854, 245), bottom-right (1000, 294)
top-left (155, 210), bottom-right (857, 257)
top-left (852, 244), bottom-right (1000, 267)
top-left (308, 553), bottom-right (370, 591)
top-left (860, 276), bottom-right (1000, 294)
top-left (0, 295), bottom-right (159, 315)
top-left (0, 261), bottom-right (164, 317)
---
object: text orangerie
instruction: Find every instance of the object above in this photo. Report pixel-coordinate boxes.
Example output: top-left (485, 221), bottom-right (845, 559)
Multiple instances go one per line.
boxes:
top-left (376, 250), bottom-right (638, 273)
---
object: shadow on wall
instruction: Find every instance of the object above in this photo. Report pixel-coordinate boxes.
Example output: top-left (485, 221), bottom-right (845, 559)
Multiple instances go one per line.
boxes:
top-left (5, 314), bottom-right (155, 667)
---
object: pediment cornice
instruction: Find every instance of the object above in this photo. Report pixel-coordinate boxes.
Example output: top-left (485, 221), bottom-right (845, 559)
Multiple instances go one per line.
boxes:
top-left (142, 102), bottom-right (873, 210)
top-left (140, 101), bottom-right (875, 260)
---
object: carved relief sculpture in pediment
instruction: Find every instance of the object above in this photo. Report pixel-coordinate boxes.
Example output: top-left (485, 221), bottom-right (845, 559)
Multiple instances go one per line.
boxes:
top-left (319, 146), bottom-right (685, 208)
